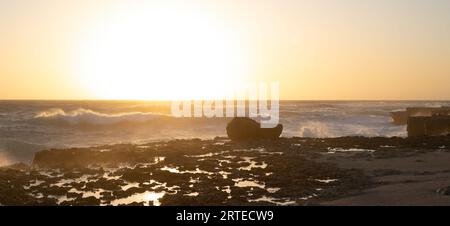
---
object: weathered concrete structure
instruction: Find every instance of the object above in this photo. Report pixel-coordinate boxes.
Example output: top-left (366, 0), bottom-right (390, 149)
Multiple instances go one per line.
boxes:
top-left (391, 107), bottom-right (450, 125)
top-left (407, 115), bottom-right (450, 137)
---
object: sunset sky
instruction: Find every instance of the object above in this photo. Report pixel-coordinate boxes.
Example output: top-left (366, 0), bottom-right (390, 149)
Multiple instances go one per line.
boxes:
top-left (1, 0), bottom-right (450, 100)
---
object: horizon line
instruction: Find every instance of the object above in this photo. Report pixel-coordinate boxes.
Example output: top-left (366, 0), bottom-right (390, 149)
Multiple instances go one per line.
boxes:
top-left (0, 98), bottom-right (450, 102)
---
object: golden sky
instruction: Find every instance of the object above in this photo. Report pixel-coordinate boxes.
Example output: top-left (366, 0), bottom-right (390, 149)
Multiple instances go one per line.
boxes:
top-left (1, 0), bottom-right (450, 100)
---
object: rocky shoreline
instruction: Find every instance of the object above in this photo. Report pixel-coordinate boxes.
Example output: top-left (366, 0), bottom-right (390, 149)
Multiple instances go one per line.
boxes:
top-left (1, 136), bottom-right (450, 206)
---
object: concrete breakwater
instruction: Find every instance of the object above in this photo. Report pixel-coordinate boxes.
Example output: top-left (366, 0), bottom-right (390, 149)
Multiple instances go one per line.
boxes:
top-left (389, 106), bottom-right (450, 137)
top-left (407, 115), bottom-right (450, 137)
top-left (391, 107), bottom-right (450, 125)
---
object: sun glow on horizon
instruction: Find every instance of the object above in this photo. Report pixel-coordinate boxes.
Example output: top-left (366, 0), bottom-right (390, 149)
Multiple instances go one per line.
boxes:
top-left (75, 3), bottom-right (250, 100)
top-left (2, 1), bottom-right (450, 100)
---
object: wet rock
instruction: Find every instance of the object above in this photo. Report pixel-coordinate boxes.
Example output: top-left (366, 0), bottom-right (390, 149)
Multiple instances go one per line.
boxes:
top-left (121, 171), bottom-right (151, 183)
top-left (71, 196), bottom-right (101, 206)
top-left (160, 194), bottom-right (199, 206)
top-left (127, 201), bottom-right (146, 206)
top-left (46, 186), bottom-right (69, 196)
top-left (196, 190), bottom-right (228, 204)
top-left (372, 169), bottom-right (403, 177)
top-left (13, 136), bottom-right (450, 206)
top-left (86, 178), bottom-right (124, 191)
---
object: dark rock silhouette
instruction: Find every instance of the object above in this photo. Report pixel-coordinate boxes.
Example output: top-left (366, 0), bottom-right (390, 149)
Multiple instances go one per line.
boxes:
top-left (407, 115), bottom-right (450, 137)
top-left (226, 117), bottom-right (283, 141)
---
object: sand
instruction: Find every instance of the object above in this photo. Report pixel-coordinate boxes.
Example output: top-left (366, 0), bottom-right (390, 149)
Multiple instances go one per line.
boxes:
top-left (320, 151), bottom-right (450, 205)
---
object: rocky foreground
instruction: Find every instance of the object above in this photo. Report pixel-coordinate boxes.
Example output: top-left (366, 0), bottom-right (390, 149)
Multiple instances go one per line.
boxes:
top-left (1, 136), bottom-right (450, 206)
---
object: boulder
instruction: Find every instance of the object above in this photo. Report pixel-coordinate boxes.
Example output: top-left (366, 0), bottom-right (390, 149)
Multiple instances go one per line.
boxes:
top-left (226, 117), bottom-right (283, 141)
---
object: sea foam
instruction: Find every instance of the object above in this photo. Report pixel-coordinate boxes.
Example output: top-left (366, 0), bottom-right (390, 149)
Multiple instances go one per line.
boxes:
top-left (33, 108), bottom-right (169, 125)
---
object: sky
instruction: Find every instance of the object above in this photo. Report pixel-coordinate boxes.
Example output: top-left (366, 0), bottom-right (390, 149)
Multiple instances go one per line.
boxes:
top-left (1, 0), bottom-right (450, 100)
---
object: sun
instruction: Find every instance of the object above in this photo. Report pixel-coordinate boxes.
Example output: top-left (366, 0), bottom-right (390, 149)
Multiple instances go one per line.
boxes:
top-left (75, 4), bottom-right (249, 100)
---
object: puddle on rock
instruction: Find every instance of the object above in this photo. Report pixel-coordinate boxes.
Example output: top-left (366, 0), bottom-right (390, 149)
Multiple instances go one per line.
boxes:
top-left (161, 166), bottom-right (214, 175)
top-left (267, 187), bottom-right (281, 193)
top-left (24, 180), bottom-right (45, 190)
top-left (184, 192), bottom-right (199, 197)
top-left (326, 148), bottom-right (376, 154)
top-left (233, 179), bottom-right (265, 189)
top-left (314, 178), bottom-right (338, 183)
top-left (121, 182), bottom-right (140, 191)
top-left (110, 191), bottom-right (165, 206)
top-left (249, 196), bottom-right (296, 206)
top-left (238, 157), bottom-right (267, 171)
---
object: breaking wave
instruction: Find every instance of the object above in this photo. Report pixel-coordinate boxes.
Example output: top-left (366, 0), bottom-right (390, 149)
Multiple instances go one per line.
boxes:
top-left (292, 120), bottom-right (407, 138)
top-left (33, 108), bottom-right (171, 126)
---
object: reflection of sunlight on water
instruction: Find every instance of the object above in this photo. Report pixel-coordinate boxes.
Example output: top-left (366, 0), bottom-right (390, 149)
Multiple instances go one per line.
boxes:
top-left (39, 170), bottom-right (64, 178)
top-left (111, 191), bottom-right (165, 206)
top-left (218, 171), bottom-right (231, 179)
top-left (143, 192), bottom-right (165, 206)
top-left (161, 166), bottom-right (214, 175)
top-left (238, 157), bottom-right (267, 171)
top-left (249, 196), bottom-right (296, 206)
top-left (121, 182), bottom-right (140, 191)
top-left (103, 172), bottom-right (121, 180)
top-left (326, 147), bottom-right (375, 154)
top-left (299, 194), bottom-right (318, 200)
top-left (217, 186), bottom-right (232, 199)
top-left (267, 187), bottom-right (280, 193)
top-left (314, 178), bottom-right (338, 183)
top-left (161, 166), bottom-right (180, 173)
top-left (183, 192), bottom-right (199, 197)
top-left (233, 178), bottom-right (265, 189)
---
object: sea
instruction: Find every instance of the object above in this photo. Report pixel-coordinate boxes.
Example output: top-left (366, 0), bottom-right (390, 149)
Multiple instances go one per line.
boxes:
top-left (0, 100), bottom-right (449, 166)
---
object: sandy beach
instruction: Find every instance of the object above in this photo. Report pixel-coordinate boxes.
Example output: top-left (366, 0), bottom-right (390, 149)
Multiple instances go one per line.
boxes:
top-left (321, 148), bottom-right (450, 205)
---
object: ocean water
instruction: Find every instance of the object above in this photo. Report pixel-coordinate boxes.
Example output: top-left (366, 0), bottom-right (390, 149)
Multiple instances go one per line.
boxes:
top-left (0, 100), bottom-right (449, 166)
